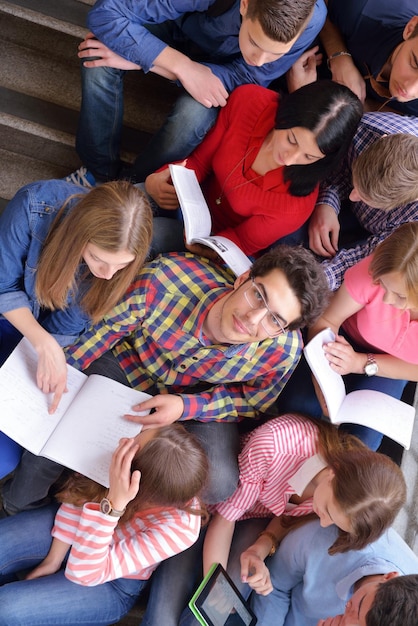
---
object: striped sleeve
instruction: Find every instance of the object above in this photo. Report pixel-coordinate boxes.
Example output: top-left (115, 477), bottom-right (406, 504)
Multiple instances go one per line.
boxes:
top-left (59, 500), bottom-right (201, 586)
top-left (214, 415), bottom-right (319, 521)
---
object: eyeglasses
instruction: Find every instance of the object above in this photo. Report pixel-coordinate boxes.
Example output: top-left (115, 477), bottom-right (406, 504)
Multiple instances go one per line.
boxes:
top-left (244, 279), bottom-right (288, 337)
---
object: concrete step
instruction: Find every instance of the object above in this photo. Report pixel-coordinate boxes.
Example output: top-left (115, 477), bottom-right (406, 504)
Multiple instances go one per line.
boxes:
top-left (0, 0), bottom-right (178, 201)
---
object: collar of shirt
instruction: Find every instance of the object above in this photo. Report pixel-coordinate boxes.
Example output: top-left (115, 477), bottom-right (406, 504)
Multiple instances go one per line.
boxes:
top-left (335, 559), bottom-right (402, 601)
top-left (288, 453), bottom-right (327, 496)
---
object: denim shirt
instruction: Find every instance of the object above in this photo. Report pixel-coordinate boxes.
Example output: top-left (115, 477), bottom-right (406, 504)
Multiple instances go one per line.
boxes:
top-left (0, 180), bottom-right (92, 346)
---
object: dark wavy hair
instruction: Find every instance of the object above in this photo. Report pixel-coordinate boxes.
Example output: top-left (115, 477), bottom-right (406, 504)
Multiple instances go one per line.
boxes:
top-left (251, 244), bottom-right (330, 329)
top-left (275, 80), bottom-right (362, 196)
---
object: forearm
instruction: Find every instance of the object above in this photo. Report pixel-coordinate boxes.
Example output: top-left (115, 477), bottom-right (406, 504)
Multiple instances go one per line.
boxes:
top-left (203, 513), bottom-right (235, 574)
top-left (349, 353), bottom-right (418, 381)
top-left (319, 16), bottom-right (348, 57)
top-left (3, 308), bottom-right (57, 352)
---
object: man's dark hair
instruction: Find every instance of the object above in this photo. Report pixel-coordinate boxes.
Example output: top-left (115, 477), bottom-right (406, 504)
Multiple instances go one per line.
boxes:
top-left (246, 0), bottom-right (315, 43)
top-left (366, 575), bottom-right (418, 626)
top-left (250, 244), bottom-right (330, 329)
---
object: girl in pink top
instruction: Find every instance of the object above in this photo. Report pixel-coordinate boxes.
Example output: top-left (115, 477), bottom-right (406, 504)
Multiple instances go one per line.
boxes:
top-left (308, 222), bottom-right (418, 449)
top-left (0, 424), bottom-right (208, 625)
top-left (203, 413), bottom-right (405, 597)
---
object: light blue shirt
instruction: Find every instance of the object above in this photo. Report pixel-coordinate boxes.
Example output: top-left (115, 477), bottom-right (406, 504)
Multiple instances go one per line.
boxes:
top-left (251, 520), bottom-right (418, 626)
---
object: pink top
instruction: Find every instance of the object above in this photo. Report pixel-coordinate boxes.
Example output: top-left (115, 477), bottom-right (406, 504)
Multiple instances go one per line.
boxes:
top-left (214, 414), bottom-right (323, 522)
top-left (165, 84), bottom-right (318, 256)
top-left (342, 256), bottom-right (418, 363)
top-left (52, 499), bottom-right (201, 586)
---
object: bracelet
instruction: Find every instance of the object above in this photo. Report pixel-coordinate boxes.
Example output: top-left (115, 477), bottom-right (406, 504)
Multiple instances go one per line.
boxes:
top-left (258, 531), bottom-right (279, 557)
top-left (327, 51), bottom-right (352, 70)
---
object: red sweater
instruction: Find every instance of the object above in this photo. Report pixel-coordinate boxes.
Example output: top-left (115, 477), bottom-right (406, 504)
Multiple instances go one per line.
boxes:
top-left (183, 84), bottom-right (318, 256)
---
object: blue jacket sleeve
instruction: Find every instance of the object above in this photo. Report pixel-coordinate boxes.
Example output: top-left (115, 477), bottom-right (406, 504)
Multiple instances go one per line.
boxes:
top-left (87, 0), bottom-right (214, 72)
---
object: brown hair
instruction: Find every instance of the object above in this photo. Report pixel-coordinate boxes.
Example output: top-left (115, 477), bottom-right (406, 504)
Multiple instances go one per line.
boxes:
top-left (35, 181), bottom-right (153, 323)
top-left (352, 134), bottom-right (418, 210)
top-left (246, 0), bottom-right (315, 43)
top-left (250, 245), bottom-right (330, 329)
top-left (56, 424), bottom-right (209, 523)
top-left (369, 222), bottom-right (418, 308)
top-left (281, 415), bottom-right (406, 554)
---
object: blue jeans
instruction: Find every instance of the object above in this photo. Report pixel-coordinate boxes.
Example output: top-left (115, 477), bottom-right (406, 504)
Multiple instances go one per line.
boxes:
top-left (77, 21), bottom-right (219, 183)
top-left (277, 352), bottom-right (407, 451)
top-left (134, 183), bottom-right (186, 256)
top-left (0, 505), bottom-right (146, 626)
top-left (142, 518), bottom-right (268, 626)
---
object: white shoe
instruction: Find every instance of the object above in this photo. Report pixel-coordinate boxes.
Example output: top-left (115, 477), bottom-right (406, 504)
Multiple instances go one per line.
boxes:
top-left (65, 166), bottom-right (96, 188)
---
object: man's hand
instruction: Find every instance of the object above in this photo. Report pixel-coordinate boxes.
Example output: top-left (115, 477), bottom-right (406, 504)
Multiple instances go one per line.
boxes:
top-left (329, 54), bottom-right (366, 103)
top-left (125, 394), bottom-right (185, 429)
top-left (286, 46), bottom-right (322, 93)
top-left (36, 339), bottom-right (68, 414)
top-left (240, 549), bottom-right (273, 595)
top-left (308, 204), bottom-right (340, 257)
top-left (78, 33), bottom-right (141, 70)
top-left (145, 169), bottom-right (180, 209)
top-left (176, 59), bottom-right (229, 108)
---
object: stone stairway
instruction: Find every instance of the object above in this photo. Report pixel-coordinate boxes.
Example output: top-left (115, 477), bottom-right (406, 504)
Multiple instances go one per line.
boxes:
top-left (0, 0), bottom-right (178, 211)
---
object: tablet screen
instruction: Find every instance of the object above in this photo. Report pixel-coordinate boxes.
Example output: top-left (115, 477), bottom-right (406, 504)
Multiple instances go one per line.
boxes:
top-left (189, 563), bottom-right (257, 626)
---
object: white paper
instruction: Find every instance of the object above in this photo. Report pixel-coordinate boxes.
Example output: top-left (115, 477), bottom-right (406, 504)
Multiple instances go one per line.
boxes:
top-left (169, 164), bottom-right (252, 276)
top-left (304, 328), bottom-right (415, 449)
top-left (0, 339), bottom-right (151, 484)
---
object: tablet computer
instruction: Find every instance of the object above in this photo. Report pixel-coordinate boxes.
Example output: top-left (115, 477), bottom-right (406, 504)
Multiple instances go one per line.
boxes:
top-left (188, 563), bottom-right (257, 626)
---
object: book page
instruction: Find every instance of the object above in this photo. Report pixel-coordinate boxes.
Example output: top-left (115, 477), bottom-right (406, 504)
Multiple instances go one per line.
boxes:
top-left (42, 376), bottom-right (151, 486)
top-left (335, 389), bottom-right (415, 450)
top-left (0, 338), bottom-right (87, 453)
top-left (193, 235), bottom-right (252, 277)
top-left (169, 164), bottom-right (212, 241)
top-left (303, 328), bottom-right (346, 421)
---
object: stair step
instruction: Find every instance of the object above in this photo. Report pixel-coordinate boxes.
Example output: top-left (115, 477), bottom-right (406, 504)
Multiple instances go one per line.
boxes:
top-left (0, 0), bottom-right (90, 36)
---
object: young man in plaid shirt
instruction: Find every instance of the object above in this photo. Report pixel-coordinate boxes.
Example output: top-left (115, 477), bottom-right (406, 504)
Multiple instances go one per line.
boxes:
top-left (1, 247), bottom-right (328, 514)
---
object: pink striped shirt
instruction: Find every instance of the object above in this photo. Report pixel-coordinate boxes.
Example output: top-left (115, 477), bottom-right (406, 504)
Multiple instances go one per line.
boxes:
top-left (215, 414), bottom-right (323, 521)
top-left (52, 499), bottom-right (201, 586)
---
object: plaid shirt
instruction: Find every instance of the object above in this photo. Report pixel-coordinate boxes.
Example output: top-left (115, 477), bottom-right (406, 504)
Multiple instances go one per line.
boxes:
top-left (317, 112), bottom-right (418, 290)
top-left (65, 253), bottom-right (301, 422)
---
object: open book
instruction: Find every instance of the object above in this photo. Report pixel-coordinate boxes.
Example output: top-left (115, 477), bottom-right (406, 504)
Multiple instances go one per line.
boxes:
top-left (169, 163), bottom-right (252, 277)
top-left (303, 328), bottom-right (415, 449)
top-left (0, 339), bottom-right (151, 486)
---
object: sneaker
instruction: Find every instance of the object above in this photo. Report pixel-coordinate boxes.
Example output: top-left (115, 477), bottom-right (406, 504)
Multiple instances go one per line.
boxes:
top-left (65, 166), bottom-right (96, 188)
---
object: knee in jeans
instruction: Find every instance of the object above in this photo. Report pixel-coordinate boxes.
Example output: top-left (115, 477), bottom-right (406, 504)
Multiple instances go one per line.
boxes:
top-left (81, 64), bottom-right (124, 90)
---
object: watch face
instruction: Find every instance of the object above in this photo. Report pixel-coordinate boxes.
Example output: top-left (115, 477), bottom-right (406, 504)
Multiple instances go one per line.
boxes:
top-left (100, 498), bottom-right (112, 515)
top-left (365, 362), bottom-right (378, 376)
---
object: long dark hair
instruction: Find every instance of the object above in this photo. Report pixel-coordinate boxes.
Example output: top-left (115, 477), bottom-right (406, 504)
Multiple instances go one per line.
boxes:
top-left (275, 80), bottom-right (362, 196)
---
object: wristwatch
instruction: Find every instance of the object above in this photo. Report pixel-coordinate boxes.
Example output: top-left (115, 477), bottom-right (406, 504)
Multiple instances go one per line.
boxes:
top-left (364, 354), bottom-right (378, 377)
top-left (100, 497), bottom-right (126, 517)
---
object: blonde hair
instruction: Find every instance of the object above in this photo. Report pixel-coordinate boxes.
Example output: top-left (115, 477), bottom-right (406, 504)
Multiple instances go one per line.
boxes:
top-left (35, 182), bottom-right (153, 322)
top-left (352, 134), bottom-right (418, 210)
top-left (56, 424), bottom-right (209, 523)
top-left (370, 222), bottom-right (418, 308)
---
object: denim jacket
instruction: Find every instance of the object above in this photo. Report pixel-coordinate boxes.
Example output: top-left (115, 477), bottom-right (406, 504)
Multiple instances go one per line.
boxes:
top-left (0, 180), bottom-right (92, 346)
